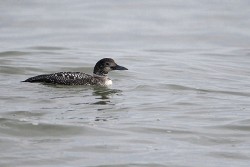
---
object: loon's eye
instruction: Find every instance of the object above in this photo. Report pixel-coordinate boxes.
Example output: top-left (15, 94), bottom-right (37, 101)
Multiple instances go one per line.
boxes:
top-left (105, 62), bottom-right (110, 66)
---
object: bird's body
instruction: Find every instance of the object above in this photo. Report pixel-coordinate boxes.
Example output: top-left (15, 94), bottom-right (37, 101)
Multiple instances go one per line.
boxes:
top-left (23, 58), bottom-right (127, 86)
top-left (24, 72), bottom-right (111, 86)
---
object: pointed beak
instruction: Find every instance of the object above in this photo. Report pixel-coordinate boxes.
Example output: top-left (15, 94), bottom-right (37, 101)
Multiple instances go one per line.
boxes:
top-left (112, 64), bottom-right (128, 70)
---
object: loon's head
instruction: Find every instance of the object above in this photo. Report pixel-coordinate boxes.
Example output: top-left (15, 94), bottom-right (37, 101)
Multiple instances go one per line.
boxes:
top-left (93, 58), bottom-right (128, 76)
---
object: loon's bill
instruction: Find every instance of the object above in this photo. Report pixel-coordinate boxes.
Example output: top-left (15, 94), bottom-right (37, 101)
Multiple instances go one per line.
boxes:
top-left (23, 58), bottom-right (128, 86)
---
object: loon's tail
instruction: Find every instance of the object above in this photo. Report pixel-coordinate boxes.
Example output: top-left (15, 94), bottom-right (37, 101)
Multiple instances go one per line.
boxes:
top-left (22, 74), bottom-right (50, 83)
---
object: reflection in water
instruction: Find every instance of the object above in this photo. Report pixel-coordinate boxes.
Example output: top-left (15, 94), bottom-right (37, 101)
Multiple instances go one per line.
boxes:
top-left (91, 86), bottom-right (122, 105)
top-left (92, 87), bottom-right (123, 122)
top-left (95, 116), bottom-right (118, 122)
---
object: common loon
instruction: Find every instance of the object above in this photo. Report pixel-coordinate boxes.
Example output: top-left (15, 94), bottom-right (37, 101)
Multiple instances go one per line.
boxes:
top-left (23, 58), bottom-right (128, 86)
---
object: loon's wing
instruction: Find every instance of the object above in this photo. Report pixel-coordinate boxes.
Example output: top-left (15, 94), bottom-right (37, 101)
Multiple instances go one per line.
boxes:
top-left (23, 72), bottom-right (94, 85)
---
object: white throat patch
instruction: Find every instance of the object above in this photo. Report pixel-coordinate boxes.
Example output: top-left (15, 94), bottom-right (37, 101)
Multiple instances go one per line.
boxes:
top-left (105, 79), bottom-right (112, 86)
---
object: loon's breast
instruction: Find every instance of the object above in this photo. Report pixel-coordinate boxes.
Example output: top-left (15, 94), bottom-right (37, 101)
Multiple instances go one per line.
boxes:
top-left (23, 72), bottom-right (111, 86)
top-left (104, 78), bottom-right (112, 86)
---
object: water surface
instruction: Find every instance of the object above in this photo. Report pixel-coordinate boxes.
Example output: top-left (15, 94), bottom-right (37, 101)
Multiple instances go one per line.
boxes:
top-left (1, 1), bottom-right (250, 167)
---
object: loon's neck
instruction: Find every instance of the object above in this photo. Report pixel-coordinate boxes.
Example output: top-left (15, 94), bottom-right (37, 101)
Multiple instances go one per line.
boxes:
top-left (93, 73), bottom-right (108, 78)
top-left (93, 73), bottom-right (112, 86)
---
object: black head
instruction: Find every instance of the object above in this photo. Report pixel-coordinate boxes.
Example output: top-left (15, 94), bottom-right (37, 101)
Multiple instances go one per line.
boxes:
top-left (93, 58), bottom-right (128, 76)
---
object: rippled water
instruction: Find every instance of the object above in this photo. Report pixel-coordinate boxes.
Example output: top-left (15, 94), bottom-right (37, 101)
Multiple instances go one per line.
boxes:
top-left (1, 1), bottom-right (250, 167)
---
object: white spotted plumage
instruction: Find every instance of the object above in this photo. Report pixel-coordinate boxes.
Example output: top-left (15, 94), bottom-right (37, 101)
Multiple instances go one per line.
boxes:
top-left (23, 58), bottom-right (128, 86)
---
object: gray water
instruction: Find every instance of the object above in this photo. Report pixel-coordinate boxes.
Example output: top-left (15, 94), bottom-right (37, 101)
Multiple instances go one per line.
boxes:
top-left (1, 1), bottom-right (250, 167)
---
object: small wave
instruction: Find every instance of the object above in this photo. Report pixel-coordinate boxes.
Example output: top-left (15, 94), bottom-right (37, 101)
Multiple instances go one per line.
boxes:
top-left (163, 84), bottom-right (250, 97)
top-left (0, 51), bottom-right (31, 57)
top-left (27, 46), bottom-right (68, 51)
